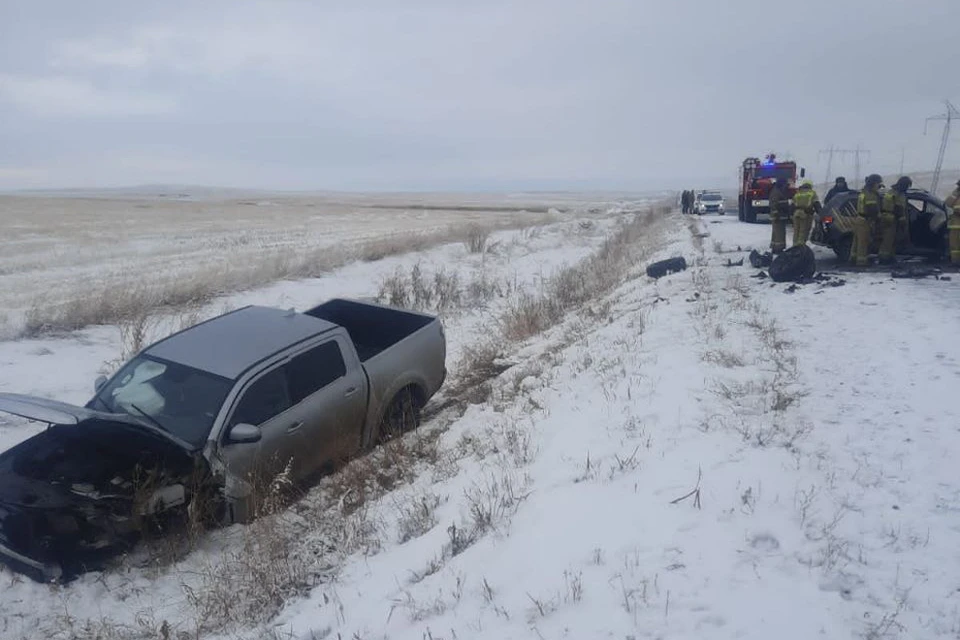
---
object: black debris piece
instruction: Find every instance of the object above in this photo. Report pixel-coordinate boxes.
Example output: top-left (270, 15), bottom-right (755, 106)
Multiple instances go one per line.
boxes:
top-left (646, 256), bottom-right (688, 279)
top-left (748, 249), bottom-right (773, 269)
top-left (769, 245), bottom-right (816, 283)
top-left (751, 271), bottom-right (768, 279)
top-left (723, 258), bottom-right (745, 267)
top-left (890, 267), bottom-right (941, 279)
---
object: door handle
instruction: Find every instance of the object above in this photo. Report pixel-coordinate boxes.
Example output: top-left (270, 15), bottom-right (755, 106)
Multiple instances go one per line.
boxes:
top-left (286, 421), bottom-right (303, 434)
top-left (344, 387), bottom-right (359, 398)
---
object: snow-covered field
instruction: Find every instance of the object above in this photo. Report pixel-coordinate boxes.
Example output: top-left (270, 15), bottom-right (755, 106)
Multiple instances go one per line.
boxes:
top-left (0, 190), bottom-right (635, 339)
top-left (2, 207), bottom-right (959, 639)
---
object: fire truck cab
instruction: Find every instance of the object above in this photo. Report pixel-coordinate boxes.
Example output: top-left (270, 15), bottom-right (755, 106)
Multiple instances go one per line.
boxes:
top-left (738, 154), bottom-right (805, 224)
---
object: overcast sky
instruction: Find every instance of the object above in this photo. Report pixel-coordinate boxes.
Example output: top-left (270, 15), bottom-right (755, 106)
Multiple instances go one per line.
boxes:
top-left (1, 0), bottom-right (957, 192)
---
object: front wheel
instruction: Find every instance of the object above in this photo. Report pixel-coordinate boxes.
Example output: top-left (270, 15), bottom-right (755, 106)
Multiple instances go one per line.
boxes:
top-left (743, 201), bottom-right (757, 224)
top-left (834, 234), bottom-right (853, 263)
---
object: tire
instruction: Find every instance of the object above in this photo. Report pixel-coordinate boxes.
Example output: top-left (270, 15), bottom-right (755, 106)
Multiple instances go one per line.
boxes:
top-left (377, 387), bottom-right (422, 444)
top-left (738, 196), bottom-right (744, 221)
top-left (769, 245), bottom-right (816, 282)
top-left (833, 234), bottom-right (853, 264)
top-left (743, 200), bottom-right (757, 224)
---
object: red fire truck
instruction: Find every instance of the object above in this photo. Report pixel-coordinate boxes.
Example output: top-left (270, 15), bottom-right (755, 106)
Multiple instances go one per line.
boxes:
top-left (738, 154), bottom-right (806, 223)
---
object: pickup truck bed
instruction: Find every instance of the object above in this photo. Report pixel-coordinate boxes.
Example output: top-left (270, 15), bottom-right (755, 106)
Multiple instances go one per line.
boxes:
top-left (306, 298), bottom-right (436, 362)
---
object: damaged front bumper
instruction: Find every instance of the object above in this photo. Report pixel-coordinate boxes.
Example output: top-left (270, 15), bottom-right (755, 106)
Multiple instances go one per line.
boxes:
top-left (0, 536), bottom-right (62, 582)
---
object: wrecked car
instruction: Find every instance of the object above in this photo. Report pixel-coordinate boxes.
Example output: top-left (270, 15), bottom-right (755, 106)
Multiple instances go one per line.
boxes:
top-left (0, 298), bottom-right (446, 581)
top-left (811, 187), bottom-right (951, 263)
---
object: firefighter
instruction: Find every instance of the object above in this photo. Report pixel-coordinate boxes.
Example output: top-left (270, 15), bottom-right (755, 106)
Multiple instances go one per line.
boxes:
top-left (768, 177), bottom-right (791, 253)
top-left (792, 180), bottom-right (820, 247)
top-left (824, 176), bottom-right (851, 204)
top-left (946, 178), bottom-right (960, 266)
top-left (879, 176), bottom-right (911, 264)
top-left (852, 174), bottom-right (883, 266)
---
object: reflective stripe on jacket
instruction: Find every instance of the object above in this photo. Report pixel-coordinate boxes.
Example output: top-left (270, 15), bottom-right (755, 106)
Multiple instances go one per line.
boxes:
top-left (794, 189), bottom-right (818, 213)
top-left (858, 190), bottom-right (881, 218)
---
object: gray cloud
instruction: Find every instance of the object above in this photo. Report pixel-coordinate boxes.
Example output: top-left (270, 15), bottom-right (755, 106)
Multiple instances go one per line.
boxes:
top-left (0, 0), bottom-right (957, 191)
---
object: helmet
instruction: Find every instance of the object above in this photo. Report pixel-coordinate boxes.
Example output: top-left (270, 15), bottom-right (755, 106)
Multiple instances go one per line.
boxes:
top-left (801, 179), bottom-right (813, 188)
top-left (893, 176), bottom-right (912, 191)
top-left (835, 176), bottom-right (847, 183)
top-left (865, 174), bottom-right (883, 187)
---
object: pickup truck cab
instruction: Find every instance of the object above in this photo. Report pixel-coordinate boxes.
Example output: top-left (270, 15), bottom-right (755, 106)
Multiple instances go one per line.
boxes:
top-left (0, 298), bottom-right (445, 581)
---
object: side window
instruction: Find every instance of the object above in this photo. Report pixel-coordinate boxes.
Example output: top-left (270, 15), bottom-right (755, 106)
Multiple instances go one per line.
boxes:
top-left (231, 367), bottom-right (291, 427)
top-left (286, 341), bottom-right (347, 404)
top-left (907, 199), bottom-right (925, 216)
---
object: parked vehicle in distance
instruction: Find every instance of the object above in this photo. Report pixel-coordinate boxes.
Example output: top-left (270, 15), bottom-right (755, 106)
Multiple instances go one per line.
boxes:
top-left (0, 298), bottom-right (446, 582)
top-left (810, 188), bottom-right (950, 262)
top-left (695, 191), bottom-right (725, 215)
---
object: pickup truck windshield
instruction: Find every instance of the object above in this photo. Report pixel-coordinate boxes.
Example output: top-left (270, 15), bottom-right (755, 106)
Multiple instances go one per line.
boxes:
top-left (93, 355), bottom-right (232, 448)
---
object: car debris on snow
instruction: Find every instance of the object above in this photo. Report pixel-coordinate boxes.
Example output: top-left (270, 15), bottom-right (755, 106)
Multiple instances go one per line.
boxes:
top-left (645, 256), bottom-right (687, 279)
top-left (748, 249), bottom-right (773, 268)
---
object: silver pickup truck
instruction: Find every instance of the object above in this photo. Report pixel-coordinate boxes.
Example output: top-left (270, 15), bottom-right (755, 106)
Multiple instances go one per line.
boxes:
top-left (0, 298), bottom-right (446, 581)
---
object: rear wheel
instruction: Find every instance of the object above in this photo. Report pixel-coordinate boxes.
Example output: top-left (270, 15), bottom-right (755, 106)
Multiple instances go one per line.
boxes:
top-left (377, 387), bottom-right (422, 444)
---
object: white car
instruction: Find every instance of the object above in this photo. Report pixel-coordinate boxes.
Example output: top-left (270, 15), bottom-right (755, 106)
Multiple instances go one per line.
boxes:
top-left (695, 192), bottom-right (725, 215)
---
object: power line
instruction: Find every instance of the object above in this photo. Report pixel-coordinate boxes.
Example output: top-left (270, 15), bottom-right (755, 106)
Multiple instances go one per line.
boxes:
top-left (924, 99), bottom-right (959, 194)
top-left (818, 145), bottom-right (872, 186)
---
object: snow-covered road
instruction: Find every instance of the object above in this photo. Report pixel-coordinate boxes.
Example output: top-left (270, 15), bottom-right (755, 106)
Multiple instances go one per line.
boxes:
top-left (704, 215), bottom-right (960, 637)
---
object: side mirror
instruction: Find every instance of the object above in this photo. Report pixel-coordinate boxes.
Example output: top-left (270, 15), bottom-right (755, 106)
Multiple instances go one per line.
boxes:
top-left (228, 423), bottom-right (262, 444)
top-left (94, 375), bottom-right (108, 394)
top-left (800, 167), bottom-right (806, 178)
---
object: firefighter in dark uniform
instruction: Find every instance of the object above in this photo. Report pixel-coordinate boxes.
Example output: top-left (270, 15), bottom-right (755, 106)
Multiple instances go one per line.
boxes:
top-left (768, 177), bottom-right (791, 253)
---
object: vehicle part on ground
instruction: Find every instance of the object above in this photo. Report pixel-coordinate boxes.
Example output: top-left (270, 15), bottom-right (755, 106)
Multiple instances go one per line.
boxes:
top-left (646, 256), bottom-right (688, 279)
top-left (748, 250), bottom-right (773, 268)
top-left (890, 267), bottom-right (943, 279)
top-left (769, 245), bottom-right (816, 282)
top-left (738, 154), bottom-right (805, 224)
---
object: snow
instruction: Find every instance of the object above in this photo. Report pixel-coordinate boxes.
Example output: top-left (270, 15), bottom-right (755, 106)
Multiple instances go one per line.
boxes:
top-left (2, 208), bottom-right (959, 639)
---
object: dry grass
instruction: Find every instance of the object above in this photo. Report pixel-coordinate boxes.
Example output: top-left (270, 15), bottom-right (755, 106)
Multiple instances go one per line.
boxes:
top-left (375, 264), bottom-right (511, 316)
top-left (464, 225), bottom-right (491, 254)
top-left (446, 340), bottom-right (512, 406)
top-left (500, 211), bottom-right (663, 341)
top-left (19, 219), bottom-right (543, 338)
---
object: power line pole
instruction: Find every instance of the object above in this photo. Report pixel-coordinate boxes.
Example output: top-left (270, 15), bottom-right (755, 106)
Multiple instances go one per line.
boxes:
top-left (818, 145), bottom-right (836, 186)
top-left (924, 99), bottom-right (959, 194)
top-left (818, 145), bottom-right (871, 186)
top-left (899, 146), bottom-right (905, 175)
